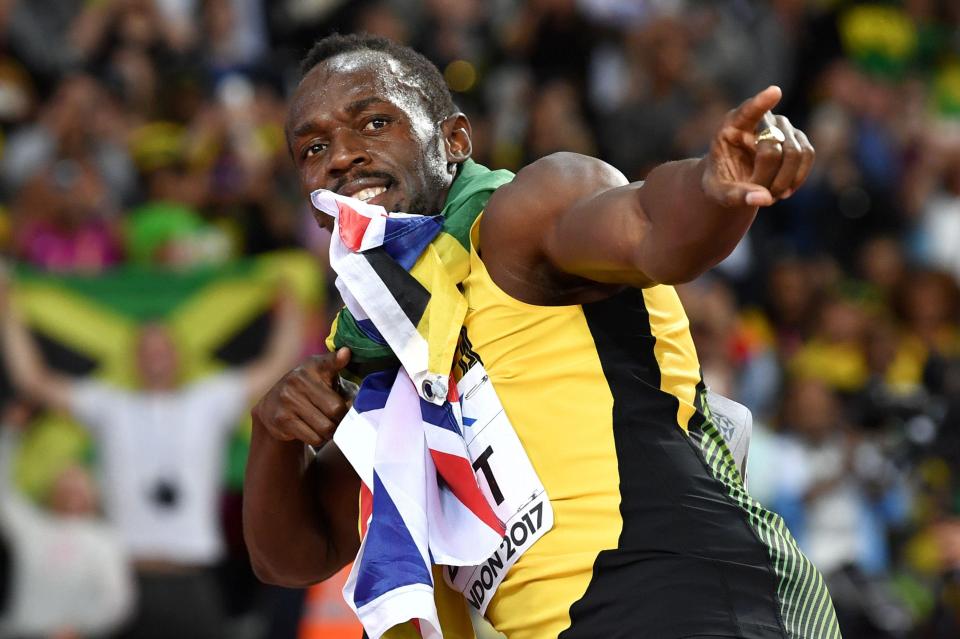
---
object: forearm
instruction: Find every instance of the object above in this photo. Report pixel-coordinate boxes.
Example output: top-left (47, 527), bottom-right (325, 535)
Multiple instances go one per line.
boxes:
top-left (2, 305), bottom-right (73, 411)
top-left (634, 157), bottom-right (757, 284)
top-left (245, 295), bottom-right (305, 401)
top-left (266, 295), bottom-right (305, 369)
top-left (3, 306), bottom-right (50, 398)
top-left (492, 90), bottom-right (807, 300)
top-left (537, 153), bottom-right (758, 290)
top-left (242, 419), bottom-right (357, 587)
top-left (68, 2), bottom-right (113, 59)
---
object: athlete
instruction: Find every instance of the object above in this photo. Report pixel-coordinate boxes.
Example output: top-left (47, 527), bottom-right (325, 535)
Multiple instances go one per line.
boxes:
top-left (243, 34), bottom-right (840, 638)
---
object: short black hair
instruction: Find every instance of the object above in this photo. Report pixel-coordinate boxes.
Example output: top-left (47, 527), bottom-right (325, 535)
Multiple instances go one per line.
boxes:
top-left (300, 33), bottom-right (456, 122)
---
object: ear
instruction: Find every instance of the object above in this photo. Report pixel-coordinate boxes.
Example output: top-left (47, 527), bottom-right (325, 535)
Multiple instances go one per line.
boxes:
top-left (441, 113), bottom-right (472, 168)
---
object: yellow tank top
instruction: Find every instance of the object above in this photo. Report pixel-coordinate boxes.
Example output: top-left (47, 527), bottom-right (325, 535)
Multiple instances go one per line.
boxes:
top-left (384, 215), bottom-right (840, 639)
top-left (460, 217), bottom-right (702, 638)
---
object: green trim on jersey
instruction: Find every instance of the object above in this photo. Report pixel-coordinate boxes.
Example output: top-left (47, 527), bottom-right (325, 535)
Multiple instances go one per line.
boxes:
top-left (695, 390), bottom-right (843, 639)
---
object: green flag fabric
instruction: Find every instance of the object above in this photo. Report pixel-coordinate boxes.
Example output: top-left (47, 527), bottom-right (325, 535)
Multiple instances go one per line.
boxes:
top-left (326, 159), bottom-right (514, 373)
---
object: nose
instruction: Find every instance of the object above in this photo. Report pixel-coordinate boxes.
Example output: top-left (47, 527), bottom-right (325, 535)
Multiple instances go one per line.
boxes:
top-left (326, 129), bottom-right (370, 176)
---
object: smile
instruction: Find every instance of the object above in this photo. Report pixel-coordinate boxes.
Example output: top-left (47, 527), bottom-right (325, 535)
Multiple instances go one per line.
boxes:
top-left (337, 177), bottom-right (394, 206)
top-left (353, 186), bottom-right (388, 203)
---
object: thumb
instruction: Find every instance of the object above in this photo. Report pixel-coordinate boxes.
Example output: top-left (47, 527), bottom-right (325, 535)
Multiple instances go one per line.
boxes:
top-left (334, 347), bottom-right (352, 371)
top-left (712, 181), bottom-right (774, 208)
top-left (311, 347), bottom-right (353, 385)
top-left (744, 187), bottom-right (774, 207)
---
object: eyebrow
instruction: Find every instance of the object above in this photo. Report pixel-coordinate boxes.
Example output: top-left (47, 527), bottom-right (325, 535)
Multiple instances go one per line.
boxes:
top-left (345, 96), bottom-right (389, 115)
top-left (290, 97), bottom-right (391, 139)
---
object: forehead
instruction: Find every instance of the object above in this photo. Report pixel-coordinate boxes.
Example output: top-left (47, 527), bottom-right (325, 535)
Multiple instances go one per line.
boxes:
top-left (288, 50), bottom-right (432, 131)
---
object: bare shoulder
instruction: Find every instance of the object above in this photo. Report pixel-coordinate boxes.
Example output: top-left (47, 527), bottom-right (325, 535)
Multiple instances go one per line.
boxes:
top-left (479, 153), bottom-right (629, 304)
top-left (506, 151), bottom-right (627, 193)
top-left (483, 152), bottom-right (628, 247)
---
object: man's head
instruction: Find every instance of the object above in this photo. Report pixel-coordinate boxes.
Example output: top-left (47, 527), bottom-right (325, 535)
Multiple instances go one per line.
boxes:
top-left (783, 376), bottom-right (840, 443)
top-left (287, 34), bottom-right (472, 228)
top-left (136, 323), bottom-right (179, 390)
top-left (48, 464), bottom-right (99, 517)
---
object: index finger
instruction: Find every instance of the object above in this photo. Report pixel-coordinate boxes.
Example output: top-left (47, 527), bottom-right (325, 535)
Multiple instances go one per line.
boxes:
top-left (729, 85), bottom-right (783, 132)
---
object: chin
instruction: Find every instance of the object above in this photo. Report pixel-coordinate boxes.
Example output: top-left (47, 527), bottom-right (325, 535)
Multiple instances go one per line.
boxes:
top-left (377, 195), bottom-right (404, 213)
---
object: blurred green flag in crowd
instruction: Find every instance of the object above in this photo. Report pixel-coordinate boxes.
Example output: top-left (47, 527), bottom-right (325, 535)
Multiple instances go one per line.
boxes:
top-left (840, 4), bottom-right (917, 78)
top-left (839, 3), bottom-right (960, 118)
top-left (8, 250), bottom-right (323, 498)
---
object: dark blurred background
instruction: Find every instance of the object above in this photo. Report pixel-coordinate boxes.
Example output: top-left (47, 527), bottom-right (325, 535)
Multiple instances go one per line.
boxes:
top-left (0, 1), bottom-right (959, 638)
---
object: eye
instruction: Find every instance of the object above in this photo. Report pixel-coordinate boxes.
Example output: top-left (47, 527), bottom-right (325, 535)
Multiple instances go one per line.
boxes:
top-left (363, 117), bottom-right (390, 131)
top-left (303, 142), bottom-right (327, 159)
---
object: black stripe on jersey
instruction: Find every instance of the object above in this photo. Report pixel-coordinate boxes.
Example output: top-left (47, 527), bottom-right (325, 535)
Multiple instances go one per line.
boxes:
top-left (363, 247), bottom-right (430, 327)
top-left (561, 288), bottom-right (785, 639)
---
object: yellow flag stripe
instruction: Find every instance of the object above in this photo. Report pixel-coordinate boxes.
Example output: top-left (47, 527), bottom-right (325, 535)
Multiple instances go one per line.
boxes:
top-left (15, 285), bottom-right (138, 386)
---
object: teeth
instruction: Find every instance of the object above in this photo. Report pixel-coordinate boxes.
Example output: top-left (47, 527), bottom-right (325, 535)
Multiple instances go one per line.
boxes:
top-left (353, 186), bottom-right (387, 202)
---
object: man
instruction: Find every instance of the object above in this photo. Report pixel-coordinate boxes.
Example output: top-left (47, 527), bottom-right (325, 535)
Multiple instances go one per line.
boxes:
top-left (0, 278), bottom-right (304, 639)
top-left (243, 34), bottom-right (839, 639)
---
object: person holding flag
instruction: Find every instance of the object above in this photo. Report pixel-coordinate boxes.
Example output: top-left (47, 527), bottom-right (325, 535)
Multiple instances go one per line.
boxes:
top-left (243, 33), bottom-right (838, 639)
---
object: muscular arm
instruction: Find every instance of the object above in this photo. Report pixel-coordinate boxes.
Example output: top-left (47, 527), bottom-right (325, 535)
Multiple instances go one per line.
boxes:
top-left (482, 86), bottom-right (815, 303)
top-left (242, 350), bottom-right (360, 587)
top-left (243, 421), bottom-right (359, 586)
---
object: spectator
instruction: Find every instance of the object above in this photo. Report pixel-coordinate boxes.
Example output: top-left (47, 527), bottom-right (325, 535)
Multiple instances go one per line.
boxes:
top-left (0, 398), bottom-right (134, 638)
top-left (0, 274), bottom-right (304, 639)
top-left (200, 0), bottom-right (270, 80)
top-left (10, 157), bottom-right (124, 274)
top-left (598, 15), bottom-right (699, 179)
top-left (770, 376), bottom-right (909, 637)
top-left (894, 269), bottom-right (960, 358)
top-left (524, 78), bottom-right (596, 162)
top-left (1, 73), bottom-right (136, 202)
top-left (679, 276), bottom-right (781, 419)
top-left (789, 292), bottom-right (871, 393)
top-left (500, 0), bottom-right (598, 90)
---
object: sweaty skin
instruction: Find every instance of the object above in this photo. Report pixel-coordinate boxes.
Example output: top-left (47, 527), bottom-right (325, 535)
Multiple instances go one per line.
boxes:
top-left (285, 51), bottom-right (468, 221)
top-left (243, 49), bottom-right (814, 587)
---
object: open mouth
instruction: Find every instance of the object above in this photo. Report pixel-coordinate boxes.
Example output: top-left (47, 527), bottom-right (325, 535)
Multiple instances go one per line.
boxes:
top-left (339, 178), bottom-right (395, 207)
top-left (352, 185), bottom-right (389, 204)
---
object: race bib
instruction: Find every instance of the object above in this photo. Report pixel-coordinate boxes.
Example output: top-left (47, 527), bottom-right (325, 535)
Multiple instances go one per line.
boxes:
top-left (443, 362), bottom-right (554, 614)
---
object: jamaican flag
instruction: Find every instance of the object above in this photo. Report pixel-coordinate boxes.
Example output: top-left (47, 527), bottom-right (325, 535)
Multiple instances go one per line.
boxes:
top-left (5, 250), bottom-right (323, 498)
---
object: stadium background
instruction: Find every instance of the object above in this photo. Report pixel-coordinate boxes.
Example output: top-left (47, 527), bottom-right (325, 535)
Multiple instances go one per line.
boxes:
top-left (0, 0), bottom-right (959, 637)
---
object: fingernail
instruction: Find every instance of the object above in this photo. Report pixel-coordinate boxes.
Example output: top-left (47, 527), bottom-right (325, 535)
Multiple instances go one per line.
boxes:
top-left (745, 192), bottom-right (766, 206)
top-left (782, 189), bottom-right (794, 199)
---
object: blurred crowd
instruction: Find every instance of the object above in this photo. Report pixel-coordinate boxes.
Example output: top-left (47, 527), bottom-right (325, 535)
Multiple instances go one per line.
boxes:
top-left (0, 0), bottom-right (959, 638)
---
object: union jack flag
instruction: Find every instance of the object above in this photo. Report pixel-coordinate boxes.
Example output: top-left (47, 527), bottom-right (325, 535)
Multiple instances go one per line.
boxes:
top-left (312, 190), bottom-right (506, 639)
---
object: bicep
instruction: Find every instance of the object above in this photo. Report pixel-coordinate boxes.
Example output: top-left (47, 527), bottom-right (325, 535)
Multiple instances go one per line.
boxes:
top-left (543, 181), bottom-right (655, 288)
top-left (482, 153), bottom-right (654, 296)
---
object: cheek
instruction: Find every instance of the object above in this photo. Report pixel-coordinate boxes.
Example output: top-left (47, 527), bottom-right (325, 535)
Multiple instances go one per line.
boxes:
top-left (299, 163), bottom-right (324, 194)
top-left (422, 140), bottom-right (453, 187)
top-left (313, 210), bottom-right (334, 231)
